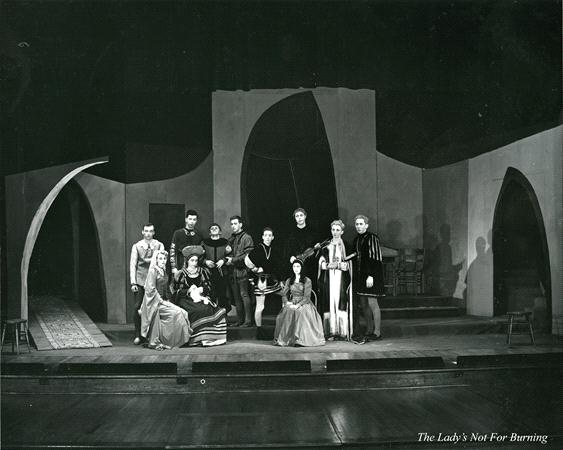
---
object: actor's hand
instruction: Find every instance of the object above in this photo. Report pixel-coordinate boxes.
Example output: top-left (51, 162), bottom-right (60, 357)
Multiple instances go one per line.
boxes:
top-left (131, 285), bottom-right (138, 293)
top-left (216, 260), bottom-right (224, 269)
top-left (225, 245), bottom-right (232, 254)
top-left (257, 267), bottom-right (264, 273)
top-left (313, 242), bottom-right (321, 250)
top-left (173, 270), bottom-right (182, 281)
top-left (205, 260), bottom-right (215, 268)
top-left (366, 276), bottom-right (374, 288)
top-left (327, 262), bottom-right (338, 270)
top-left (226, 257), bottom-right (233, 266)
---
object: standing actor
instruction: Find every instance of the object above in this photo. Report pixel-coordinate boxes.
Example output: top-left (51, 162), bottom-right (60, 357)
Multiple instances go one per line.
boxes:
top-left (351, 214), bottom-right (384, 343)
top-left (130, 223), bottom-right (164, 344)
top-left (170, 209), bottom-right (203, 279)
top-left (226, 215), bottom-right (254, 327)
top-left (245, 227), bottom-right (282, 335)
top-left (202, 223), bottom-right (232, 312)
top-left (285, 208), bottom-right (320, 287)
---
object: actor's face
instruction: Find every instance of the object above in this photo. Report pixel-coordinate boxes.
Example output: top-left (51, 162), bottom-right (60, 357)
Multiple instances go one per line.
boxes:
top-left (156, 253), bottom-right (167, 269)
top-left (292, 262), bottom-right (302, 275)
top-left (230, 219), bottom-right (242, 233)
top-left (331, 224), bottom-right (343, 239)
top-left (209, 225), bottom-right (221, 237)
top-left (142, 226), bottom-right (155, 240)
top-left (262, 230), bottom-right (274, 246)
top-left (294, 211), bottom-right (306, 226)
top-left (355, 218), bottom-right (369, 235)
top-left (187, 255), bottom-right (199, 268)
top-left (185, 215), bottom-right (198, 229)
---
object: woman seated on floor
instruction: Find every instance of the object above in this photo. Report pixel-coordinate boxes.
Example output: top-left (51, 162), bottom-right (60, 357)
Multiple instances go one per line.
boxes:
top-left (273, 259), bottom-right (325, 347)
top-left (140, 250), bottom-right (192, 350)
top-left (173, 245), bottom-right (227, 347)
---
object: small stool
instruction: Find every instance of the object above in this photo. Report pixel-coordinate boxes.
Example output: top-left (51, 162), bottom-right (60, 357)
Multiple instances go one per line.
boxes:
top-left (1, 319), bottom-right (31, 354)
top-left (506, 311), bottom-right (535, 345)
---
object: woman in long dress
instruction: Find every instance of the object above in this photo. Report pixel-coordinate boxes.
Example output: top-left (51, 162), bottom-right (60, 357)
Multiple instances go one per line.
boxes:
top-left (173, 245), bottom-right (227, 346)
top-left (274, 259), bottom-right (325, 347)
top-left (317, 219), bottom-right (353, 341)
top-left (140, 250), bottom-right (192, 350)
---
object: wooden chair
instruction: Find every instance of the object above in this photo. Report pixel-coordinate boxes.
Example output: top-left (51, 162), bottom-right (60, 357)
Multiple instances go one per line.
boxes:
top-left (383, 257), bottom-right (399, 296)
top-left (396, 249), bottom-right (425, 295)
top-left (1, 319), bottom-right (31, 355)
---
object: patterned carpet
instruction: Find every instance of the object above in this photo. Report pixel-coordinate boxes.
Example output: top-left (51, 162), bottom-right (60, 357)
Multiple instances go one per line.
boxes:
top-left (30, 296), bottom-right (109, 350)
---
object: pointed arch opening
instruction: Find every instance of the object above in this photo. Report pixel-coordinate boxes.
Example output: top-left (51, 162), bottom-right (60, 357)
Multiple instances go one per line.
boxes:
top-left (492, 167), bottom-right (551, 332)
top-left (240, 91), bottom-right (338, 239)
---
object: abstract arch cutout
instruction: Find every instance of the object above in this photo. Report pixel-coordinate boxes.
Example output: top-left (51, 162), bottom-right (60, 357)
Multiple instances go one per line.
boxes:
top-left (19, 158), bottom-right (108, 319)
top-left (241, 91), bottom-right (338, 237)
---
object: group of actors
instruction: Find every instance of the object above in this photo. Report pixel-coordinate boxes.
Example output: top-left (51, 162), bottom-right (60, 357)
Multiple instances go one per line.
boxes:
top-left (129, 208), bottom-right (385, 350)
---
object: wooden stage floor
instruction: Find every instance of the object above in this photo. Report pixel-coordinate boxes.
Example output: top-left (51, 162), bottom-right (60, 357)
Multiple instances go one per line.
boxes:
top-left (3, 331), bottom-right (562, 373)
top-left (2, 331), bottom-right (562, 448)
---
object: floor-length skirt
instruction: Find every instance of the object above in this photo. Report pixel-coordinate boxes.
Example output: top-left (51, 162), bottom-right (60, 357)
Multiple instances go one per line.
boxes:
top-left (274, 303), bottom-right (325, 347)
top-left (178, 298), bottom-right (227, 346)
top-left (147, 301), bottom-right (192, 348)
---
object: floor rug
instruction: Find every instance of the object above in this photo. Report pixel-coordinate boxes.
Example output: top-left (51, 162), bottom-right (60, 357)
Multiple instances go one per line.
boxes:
top-left (30, 296), bottom-right (111, 350)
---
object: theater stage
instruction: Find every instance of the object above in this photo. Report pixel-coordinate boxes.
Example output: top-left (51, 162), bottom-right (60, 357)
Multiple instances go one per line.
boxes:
top-left (2, 323), bottom-right (562, 448)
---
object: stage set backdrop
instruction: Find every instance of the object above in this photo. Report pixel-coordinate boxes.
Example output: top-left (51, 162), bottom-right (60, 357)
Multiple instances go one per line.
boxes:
top-left (5, 87), bottom-right (562, 335)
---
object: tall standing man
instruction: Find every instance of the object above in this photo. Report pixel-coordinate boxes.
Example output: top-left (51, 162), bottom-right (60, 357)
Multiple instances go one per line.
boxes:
top-left (130, 223), bottom-right (164, 345)
top-left (351, 214), bottom-right (385, 343)
top-left (170, 209), bottom-right (203, 280)
top-left (226, 215), bottom-right (254, 327)
top-left (285, 208), bottom-right (320, 288)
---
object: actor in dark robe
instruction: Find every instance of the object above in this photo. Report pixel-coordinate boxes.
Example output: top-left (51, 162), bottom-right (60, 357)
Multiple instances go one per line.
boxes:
top-left (170, 209), bottom-right (203, 276)
top-left (284, 208), bottom-right (321, 288)
top-left (202, 223), bottom-right (232, 312)
top-left (349, 214), bottom-right (385, 343)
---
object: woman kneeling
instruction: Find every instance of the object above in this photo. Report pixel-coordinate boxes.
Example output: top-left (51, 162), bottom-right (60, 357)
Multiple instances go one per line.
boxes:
top-left (274, 259), bottom-right (325, 347)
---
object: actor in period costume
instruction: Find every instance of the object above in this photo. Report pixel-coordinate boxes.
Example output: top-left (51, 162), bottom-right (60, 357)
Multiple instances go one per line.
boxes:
top-left (245, 227), bottom-right (283, 332)
top-left (130, 223), bottom-right (164, 345)
top-left (140, 250), bottom-right (192, 350)
top-left (350, 214), bottom-right (385, 343)
top-left (202, 223), bottom-right (232, 312)
top-left (274, 260), bottom-right (325, 347)
top-left (170, 209), bottom-right (203, 277)
top-left (317, 219), bottom-right (353, 340)
top-left (285, 208), bottom-right (321, 288)
top-left (173, 245), bottom-right (227, 346)
top-left (226, 215), bottom-right (254, 327)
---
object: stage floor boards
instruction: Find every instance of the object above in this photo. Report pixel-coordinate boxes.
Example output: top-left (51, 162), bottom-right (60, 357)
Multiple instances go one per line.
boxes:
top-left (3, 333), bottom-right (562, 448)
top-left (2, 333), bottom-right (562, 374)
top-left (3, 383), bottom-right (562, 448)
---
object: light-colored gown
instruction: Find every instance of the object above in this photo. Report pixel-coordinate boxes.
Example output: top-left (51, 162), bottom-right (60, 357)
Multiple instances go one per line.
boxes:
top-left (274, 277), bottom-right (325, 347)
top-left (140, 266), bottom-right (192, 348)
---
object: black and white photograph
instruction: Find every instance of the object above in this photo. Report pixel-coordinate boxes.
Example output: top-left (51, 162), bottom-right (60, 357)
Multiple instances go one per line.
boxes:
top-left (1, 0), bottom-right (562, 448)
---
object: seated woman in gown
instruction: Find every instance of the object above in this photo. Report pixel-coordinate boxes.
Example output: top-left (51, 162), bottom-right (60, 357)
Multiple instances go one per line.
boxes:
top-left (140, 249), bottom-right (192, 350)
top-left (273, 259), bottom-right (325, 347)
top-left (317, 219), bottom-right (353, 341)
top-left (173, 245), bottom-right (227, 346)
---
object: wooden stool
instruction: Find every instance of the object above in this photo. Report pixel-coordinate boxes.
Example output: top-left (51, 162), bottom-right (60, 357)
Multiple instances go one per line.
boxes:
top-left (506, 311), bottom-right (535, 345)
top-left (1, 319), bottom-right (31, 354)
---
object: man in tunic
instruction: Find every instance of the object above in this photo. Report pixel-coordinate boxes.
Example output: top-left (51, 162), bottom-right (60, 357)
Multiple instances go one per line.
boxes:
top-left (130, 223), bottom-right (164, 345)
top-left (245, 227), bottom-right (283, 334)
top-left (285, 208), bottom-right (321, 289)
top-left (202, 223), bottom-right (232, 312)
top-left (226, 215), bottom-right (254, 327)
top-left (170, 209), bottom-right (203, 279)
top-left (350, 214), bottom-right (385, 343)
